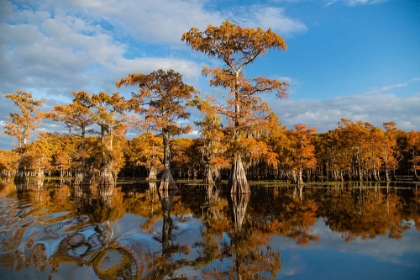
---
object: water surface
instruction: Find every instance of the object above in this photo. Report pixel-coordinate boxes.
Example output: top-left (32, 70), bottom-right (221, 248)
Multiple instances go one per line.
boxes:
top-left (0, 179), bottom-right (419, 279)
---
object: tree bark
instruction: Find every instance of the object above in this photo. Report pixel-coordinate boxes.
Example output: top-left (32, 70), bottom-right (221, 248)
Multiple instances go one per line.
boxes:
top-left (298, 168), bottom-right (304, 184)
top-left (291, 169), bottom-right (298, 184)
top-left (228, 155), bottom-right (250, 193)
top-left (202, 161), bottom-right (215, 185)
top-left (160, 132), bottom-right (177, 191)
top-left (159, 168), bottom-right (177, 191)
top-left (98, 163), bottom-right (115, 188)
top-left (147, 165), bottom-right (158, 181)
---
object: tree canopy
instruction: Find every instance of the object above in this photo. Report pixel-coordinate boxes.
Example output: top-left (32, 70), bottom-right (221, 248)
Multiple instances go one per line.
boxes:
top-left (183, 20), bottom-right (289, 193)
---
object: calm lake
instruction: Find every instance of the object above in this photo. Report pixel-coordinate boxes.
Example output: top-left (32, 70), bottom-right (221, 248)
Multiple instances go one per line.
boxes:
top-left (0, 179), bottom-right (419, 279)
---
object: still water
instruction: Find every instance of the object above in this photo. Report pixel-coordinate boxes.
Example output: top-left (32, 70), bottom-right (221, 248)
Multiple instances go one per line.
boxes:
top-left (0, 179), bottom-right (419, 279)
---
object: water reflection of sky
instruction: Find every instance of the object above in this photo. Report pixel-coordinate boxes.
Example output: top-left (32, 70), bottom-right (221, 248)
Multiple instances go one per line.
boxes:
top-left (1, 181), bottom-right (420, 279)
top-left (272, 219), bottom-right (420, 279)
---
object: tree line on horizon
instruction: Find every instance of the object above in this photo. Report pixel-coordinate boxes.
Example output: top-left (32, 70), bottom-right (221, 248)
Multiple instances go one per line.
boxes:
top-left (1, 89), bottom-right (419, 186)
top-left (1, 21), bottom-right (420, 193)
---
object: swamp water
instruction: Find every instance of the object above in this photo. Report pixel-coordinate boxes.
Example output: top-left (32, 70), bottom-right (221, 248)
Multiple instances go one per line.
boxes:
top-left (0, 180), bottom-right (419, 279)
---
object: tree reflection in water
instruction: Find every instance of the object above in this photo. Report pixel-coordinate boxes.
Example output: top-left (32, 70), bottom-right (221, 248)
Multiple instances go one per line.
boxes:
top-left (201, 191), bottom-right (282, 280)
top-left (319, 182), bottom-right (412, 241)
top-left (0, 180), bottom-right (419, 279)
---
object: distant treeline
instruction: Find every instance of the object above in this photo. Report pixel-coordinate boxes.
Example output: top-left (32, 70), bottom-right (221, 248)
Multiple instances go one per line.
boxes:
top-left (1, 117), bottom-right (419, 183)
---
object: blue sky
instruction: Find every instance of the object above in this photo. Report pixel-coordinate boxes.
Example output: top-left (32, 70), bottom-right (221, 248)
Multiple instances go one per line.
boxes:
top-left (0, 0), bottom-right (419, 149)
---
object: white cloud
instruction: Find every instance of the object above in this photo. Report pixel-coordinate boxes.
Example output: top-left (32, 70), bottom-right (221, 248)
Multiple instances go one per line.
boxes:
top-left (269, 91), bottom-right (420, 132)
top-left (0, 0), bottom-right (14, 21)
top-left (362, 83), bottom-right (407, 95)
top-left (327, 0), bottom-right (387, 6)
top-left (59, 0), bottom-right (224, 44)
top-left (57, 1), bottom-right (307, 43)
top-left (229, 6), bottom-right (307, 36)
top-left (0, 0), bottom-right (306, 111)
top-left (0, 1), bottom-right (205, 97)
top-left (0, 0), bottom-right (305, 97)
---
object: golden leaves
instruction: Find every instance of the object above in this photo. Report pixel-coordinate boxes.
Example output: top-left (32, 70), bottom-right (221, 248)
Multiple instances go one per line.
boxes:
top-left (182, 20), bottom-right (287, 65)
top-left (117, 69), bottom-right (196, 138)
top-left (4, 90), bottom-right (46, 148)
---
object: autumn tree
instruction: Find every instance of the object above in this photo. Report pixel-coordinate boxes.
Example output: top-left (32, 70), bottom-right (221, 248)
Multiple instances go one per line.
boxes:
top-left (382, 122), bottom-right (400, 181)
top-left (183, 20), bottom-right (289, 193)
top-left (116, 69), bottom-right (196, 191)
top-left (239, 112), bottom-right (280, 181)
top-left (407, 130), bottom-right (420, 180)
top-left (3, 90), bottom-right (46, 181)
top-left (188, 96), bottom-right (228, 184)
top-left (127, 132), bottom-right (164, 180)
top-left (89, 92), bottom-right (128, 186)
top-left (0, 150), bottom-right (19, 178)
top-left (364, 123), bottom-right (384, 181)
top-left (47, 91), bottom-right (95, 183)
top-left (337, 119), bottom-right (373, 181)
top-left (315, 129), bottom-right (350, 181)
top-left (24, 133), bottom-right (56, 177)
top-left (44, 133), bottom-right (77, 177)
top-left (257, 113), bottom-right (286, 179)
top-left (171, 138), bottom-right (204, 180)
top-left (286, 124), bottom-right (317, 184)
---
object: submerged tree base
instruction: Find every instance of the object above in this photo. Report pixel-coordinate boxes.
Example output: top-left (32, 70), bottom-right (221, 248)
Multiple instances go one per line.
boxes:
top-left (98, 165), bottom-right (115, 187)
top-left (202, 165), bottom-right (221, 185)
top-left (202, 168), bottom-right (215, 185)
top-left (146, 166), bottom-right (158, 181)
top-left (228, 156), bottom-right (250, 194)
top-left (159, 168), bottom-right (177, 191)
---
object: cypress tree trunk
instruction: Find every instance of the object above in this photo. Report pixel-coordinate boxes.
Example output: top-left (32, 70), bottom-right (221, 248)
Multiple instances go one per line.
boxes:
top-left (358, 161), bottom-right (363, 181)
top-left (14, 153), bottom-right (26, 183)
top-left (160, 168), bottom-right (177, 191)
top-left (214, 167), bottom-right (221, 184)
top-left (291, 169), bottom-right (298, 184)
top-left (202, 161), bottom-right (215, 185)
top-left (99, 163), bottom-right (115, 187)
top-left (298, 168), bottom-right (304, 184)
top-left (160, 132), bottom-right (177, 191)
top-left (228, 155), bottom-right (249, 194)
top-left (147, 165), bottom-right (158, 181)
